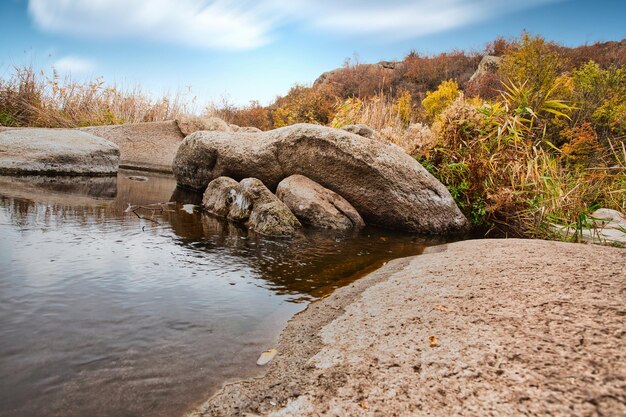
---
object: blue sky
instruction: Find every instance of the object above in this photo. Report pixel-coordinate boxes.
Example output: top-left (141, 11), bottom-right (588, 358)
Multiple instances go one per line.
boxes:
top-left (1, 0), bottom-right (625, 107)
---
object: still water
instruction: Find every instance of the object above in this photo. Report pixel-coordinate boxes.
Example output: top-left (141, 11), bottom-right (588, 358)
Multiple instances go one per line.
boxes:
top-left (0, 170), bottom-right (446, 417)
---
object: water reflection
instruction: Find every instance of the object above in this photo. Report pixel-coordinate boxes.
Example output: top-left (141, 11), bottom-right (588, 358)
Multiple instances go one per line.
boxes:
top-left (0, 170), bottom-right (449, 417)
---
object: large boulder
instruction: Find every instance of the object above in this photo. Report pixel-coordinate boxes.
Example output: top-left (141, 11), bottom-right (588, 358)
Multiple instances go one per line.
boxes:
top-left (0, 128), bottom-right (119, 175)
top-left (81, 121), bottom-right (183, 172)
top-left (203, 176), bottom-right (301, 237)
top-left (174, 124), bottom-right (468, 234)
top-left (176, 116), bottom-right (232, 136)
top-left (276, 175), bottom-right (364, 230)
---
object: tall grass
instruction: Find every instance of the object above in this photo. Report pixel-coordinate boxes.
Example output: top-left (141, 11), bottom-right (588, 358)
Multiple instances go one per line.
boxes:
top-left (0, 66), bottom-right (193, 128)
top-left (331, 94), bottom-right (435, 155)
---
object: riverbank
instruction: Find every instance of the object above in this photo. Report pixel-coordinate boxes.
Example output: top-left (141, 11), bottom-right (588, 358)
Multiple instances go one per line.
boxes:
top-left (190, 238), bottom-right (625, 417)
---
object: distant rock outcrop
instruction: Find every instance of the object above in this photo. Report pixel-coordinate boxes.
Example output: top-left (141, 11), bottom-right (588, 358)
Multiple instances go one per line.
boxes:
top-left (173, 123), bottom-right (468, 234)
top-left (0, 128), bottom-right (119, 175)
top-left (469, 55), bottom-right (503, 83)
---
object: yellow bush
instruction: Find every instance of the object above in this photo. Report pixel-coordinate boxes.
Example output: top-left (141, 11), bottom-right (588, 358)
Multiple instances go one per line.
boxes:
top-left (499, 33), bottom-right (565, 111)
top-left (391, 90), bottom-right (413, 126)
top-left (271, 84), bottom-right (336, 128)
top-left (330, 97), bottom-right (363, 128)
top-left (421, 80), bottom-right (460, 119)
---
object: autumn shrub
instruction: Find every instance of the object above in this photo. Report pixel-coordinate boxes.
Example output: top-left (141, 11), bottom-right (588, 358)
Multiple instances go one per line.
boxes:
top-left (560, 122), bottom-right (604, 168)
top-left (419, 92), bottom-right (624, 238)
top-left (214, 99), bottom-right (273, 131)
top-left (499, 33), bottom-right (566, 112)
top-left (326, 58), bottom-right (392, 99)
top-left (391, 90), bottom-right (413, 126)
top-left (272, 84), bottom-right (337, 127)
top-left (571, 61), bottom-right (626, 136)
top-left (401, 50), bottom-right (480, 93)
top-left (421, 80), bottom-right (460, 120)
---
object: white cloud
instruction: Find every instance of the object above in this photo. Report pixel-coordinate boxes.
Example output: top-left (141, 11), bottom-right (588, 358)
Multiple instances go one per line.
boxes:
top-left (28, 0), bottom-right (280, 50)
top-left (28, 0), bottom-right (560, 50)
top-left (53, 55), bottom-right (96, 73)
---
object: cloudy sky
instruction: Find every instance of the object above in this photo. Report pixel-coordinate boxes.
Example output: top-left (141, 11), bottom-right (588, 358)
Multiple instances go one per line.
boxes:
top-left (1, 0), bottom-right (625, 106)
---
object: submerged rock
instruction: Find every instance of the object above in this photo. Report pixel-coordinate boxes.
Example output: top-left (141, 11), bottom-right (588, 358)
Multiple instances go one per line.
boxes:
top-left (174, 123), bottom-right (468, 234)
top-left (203, 176), bottom-right (301, 237)
top-left (553, 208), bottom-right (626, 246)
top-left (276, 174), bottom-right (364, 230)
top-left (0, 128), bottom-right (119, 175)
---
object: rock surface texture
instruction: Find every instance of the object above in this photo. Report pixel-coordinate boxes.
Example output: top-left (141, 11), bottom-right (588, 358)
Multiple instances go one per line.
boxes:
top-left (190, 238), bottom-right (626, 417)
top-left (176, 116), bottom-right (233, 136)
top-left (0, 128), bottom-right (119, 175)
top-left (203, 176), bottom-right (301, 237)
top-left (276, 175), bottom-right (364, 230)
top-left (173, 124), bottom-right (468, 234)
top-left (340, 124), bottom-right (380, 140)
top-left (82, 121), bottom-right (183, 172)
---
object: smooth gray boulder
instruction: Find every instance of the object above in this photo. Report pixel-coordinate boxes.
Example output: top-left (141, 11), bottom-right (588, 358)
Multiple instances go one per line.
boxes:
top-left (276, 175), bottom-right (364, 230)
top-left (0, 128), bottom-right (119, 175)
top-left (174, 124), bottom-right (468, 234)
top-left (203, 176), bottom-right (301, 237)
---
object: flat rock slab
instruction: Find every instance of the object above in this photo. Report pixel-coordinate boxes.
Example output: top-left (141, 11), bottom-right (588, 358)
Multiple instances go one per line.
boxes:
top-left (190, 239), bottom-right (626, 417)
top-left (0, 128), bottom-right (119, 175)
top-left (81, 121), bottom-right (184, 173)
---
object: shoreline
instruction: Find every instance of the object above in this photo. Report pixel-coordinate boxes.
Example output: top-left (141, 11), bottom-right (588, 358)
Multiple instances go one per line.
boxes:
top-left (189, 238), bottom-right (625, 417)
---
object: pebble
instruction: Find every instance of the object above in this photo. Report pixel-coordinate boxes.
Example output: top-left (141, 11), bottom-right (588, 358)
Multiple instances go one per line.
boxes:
top-left (257, 349), bottom-right (278, 366)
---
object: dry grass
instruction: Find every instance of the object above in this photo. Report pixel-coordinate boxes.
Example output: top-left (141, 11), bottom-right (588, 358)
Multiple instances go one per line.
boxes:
top-left (0, 66), bottom-right (193, 128)
top-left (331, 94), bottom-right (435, 154)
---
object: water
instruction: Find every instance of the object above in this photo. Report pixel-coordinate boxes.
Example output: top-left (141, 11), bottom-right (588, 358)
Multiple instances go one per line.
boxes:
top-left (0, 170), bottom-right (447, 417)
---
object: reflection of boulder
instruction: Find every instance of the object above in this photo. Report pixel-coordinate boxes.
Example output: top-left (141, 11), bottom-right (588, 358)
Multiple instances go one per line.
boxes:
top-left (0, 175), bottom-right (117, 202)
top-left (0, 175), bottom-right (118, 226)
top-left (81, 121), bottom-right (184, 173)
top-left (203, 177), bottom-right (301, 237)
top-left (173, 123), bottom-right (468, 234)
top-left (166, 204), bottom-right (447, 299)
top-left (0, 128), bottom-right (119, 175)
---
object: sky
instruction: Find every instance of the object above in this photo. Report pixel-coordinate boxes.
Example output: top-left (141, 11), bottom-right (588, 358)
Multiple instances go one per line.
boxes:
top-left (1, 0), bottom-right (625, 108)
